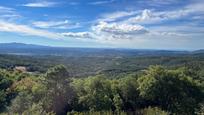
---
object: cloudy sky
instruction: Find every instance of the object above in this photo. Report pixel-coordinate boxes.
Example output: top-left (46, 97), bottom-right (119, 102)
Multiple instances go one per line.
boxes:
top-left (0, 0), bottom-right (204, 50)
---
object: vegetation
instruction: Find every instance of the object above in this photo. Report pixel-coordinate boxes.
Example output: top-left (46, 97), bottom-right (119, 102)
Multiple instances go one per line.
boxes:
top-left (0, 53), bottom-right (204, 115)
top-left (0, 54), bottom-right (204, 77)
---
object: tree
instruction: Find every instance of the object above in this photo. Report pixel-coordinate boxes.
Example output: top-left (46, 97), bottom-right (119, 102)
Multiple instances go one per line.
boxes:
top-left (0, 69), bottom-right (13, 112)
top-left (137, 66), bottom-right (203, 114)
top-left (143, 107), bottom-right (168, 115)
top-left (42, 65), bottom-right (74, 115)
top-left (22, 103), bottom-right (55, 115)
top-left (8, 92), bottom-right (33, 114)
top-left (9, 75), bottom-right (46, 114)
top-left (72, 76), bottom-right (113, 111)
top-left (111, 76), bottom-right (141, 111)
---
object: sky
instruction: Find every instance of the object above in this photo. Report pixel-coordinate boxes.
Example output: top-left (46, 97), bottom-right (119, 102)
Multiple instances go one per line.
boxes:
top-left (0, 0), bottom-right (204, 50)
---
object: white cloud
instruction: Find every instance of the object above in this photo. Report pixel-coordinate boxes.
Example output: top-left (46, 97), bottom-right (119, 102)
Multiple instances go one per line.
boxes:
top-left (186, 1), bottom-right (204, 12)
top-left (149, 25), bottom-right (204, 35)
top-left (16, 0), bottom-right (203, 43)
top-left (125, 1), bottom-right (204, 24)
top-left (93, 21), bottom-right (148, 35)
top-left (124, 9), bottom-right (190, 24)
top-left (48, 21), bottom-right (150, 41)
top-left (98, 11), bottom-right (138, 22)
top-left (137, 0), bottom-right (179, 7)
top-left (90, 21), bottom-right (149, 41)
top-left (88, 0), bottom-right (115, 5)
top-left (22, 1), bottom-right (58, 7)
top-left (91, 6), bottom-right (198, 42)
top-left (0, 6), bottom-right (15, 13)
top-left (125, 9), bottom-right (154, 24)
top-left (93, 0), bottom-right (203, 27)
top-left (32, 20), bottom-right (80, 29)
top-left (0, 14), bottom-right (20, 18)
top-left (0, 20), bottom-right (93, 40)
top-left (61, 32), bottom-right (93, 39)
top-left (0, 6), bottom-right (20, 20)
top-left (0, 21), bottom-right (62, 39)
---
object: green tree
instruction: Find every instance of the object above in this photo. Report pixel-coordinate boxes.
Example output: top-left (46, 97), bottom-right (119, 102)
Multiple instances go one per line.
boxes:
top-left (143, 107), bottom-right (168, 115)
top-left (22, 103), bottom-right (55, 115)
top-left (72, 76), bottom-right (113, 111)
top-left (111, 76), bottom-right (141, 111)
top-left (8, 76), bottom-right (46, 114)
top-left (137, 66), bottom-right (203, 114)
top-left (8, 92), bottom-right (33, 114)
top-left (42, 65), bottom-right (74, 115)
top-left (0, 69), bottom-right (13, 112)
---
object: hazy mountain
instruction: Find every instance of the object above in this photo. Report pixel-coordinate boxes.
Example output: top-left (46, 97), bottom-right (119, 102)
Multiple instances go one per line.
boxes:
top-left (0, 43), bottom-right (201, 57)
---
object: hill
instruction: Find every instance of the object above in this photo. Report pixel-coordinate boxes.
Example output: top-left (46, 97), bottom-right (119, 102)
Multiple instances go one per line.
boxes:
top-left (0, 43), bottom-right (196, 57)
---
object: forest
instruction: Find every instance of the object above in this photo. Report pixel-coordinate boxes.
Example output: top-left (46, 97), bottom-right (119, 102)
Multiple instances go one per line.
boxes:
top-left (0, 53), bottom-right (204, 115)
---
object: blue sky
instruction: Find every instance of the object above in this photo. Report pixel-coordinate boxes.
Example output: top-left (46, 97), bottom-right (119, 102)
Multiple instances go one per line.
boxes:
top-left (0, 0), bottom-right (204, 50)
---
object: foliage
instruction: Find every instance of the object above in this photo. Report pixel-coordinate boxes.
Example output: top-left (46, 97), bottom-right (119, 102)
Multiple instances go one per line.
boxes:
top-left (137, 65), bottom-right (203, 114)
top-left (1, 54), bottom-right (204, 77)
top-left (111, 76), bottom-right (141, 111)
top-left (42, 65), bottom-right (74, 115)
top-left (0, 69), bottom-right (14, 112)
top-left (195, 103), bottom-right (204, 115)
top-left (0, 63), bottom-right (203, 115)
top-left (67, 111), bottom-right (128, 115)
top-left (142, 107), bottom-right (168, 115)
top-left (8, 92), bottom-right (33, 114)
top-left (72, 76), bottom-right (113, 111)
top-left (22, 103), bottom-right (55, 115)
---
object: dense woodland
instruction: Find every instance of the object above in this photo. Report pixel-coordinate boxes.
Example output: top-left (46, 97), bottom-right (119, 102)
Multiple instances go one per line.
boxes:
top-left (0, 53), bottom-right (204, 115)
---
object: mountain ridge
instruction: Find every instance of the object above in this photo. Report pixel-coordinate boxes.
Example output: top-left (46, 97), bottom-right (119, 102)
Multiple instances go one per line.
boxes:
top-left (0, 42), bottom-right (203, 57)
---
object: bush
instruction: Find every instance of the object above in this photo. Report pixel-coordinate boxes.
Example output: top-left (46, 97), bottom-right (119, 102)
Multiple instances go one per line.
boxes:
top-left (142, 107), bottom-right (168, 115)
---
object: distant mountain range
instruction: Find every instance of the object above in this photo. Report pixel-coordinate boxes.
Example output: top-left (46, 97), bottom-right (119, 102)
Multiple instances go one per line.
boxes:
top-left (0, 42), bottom-right (49, 49)
top-left (0, 43), bottom-right (203, 57)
